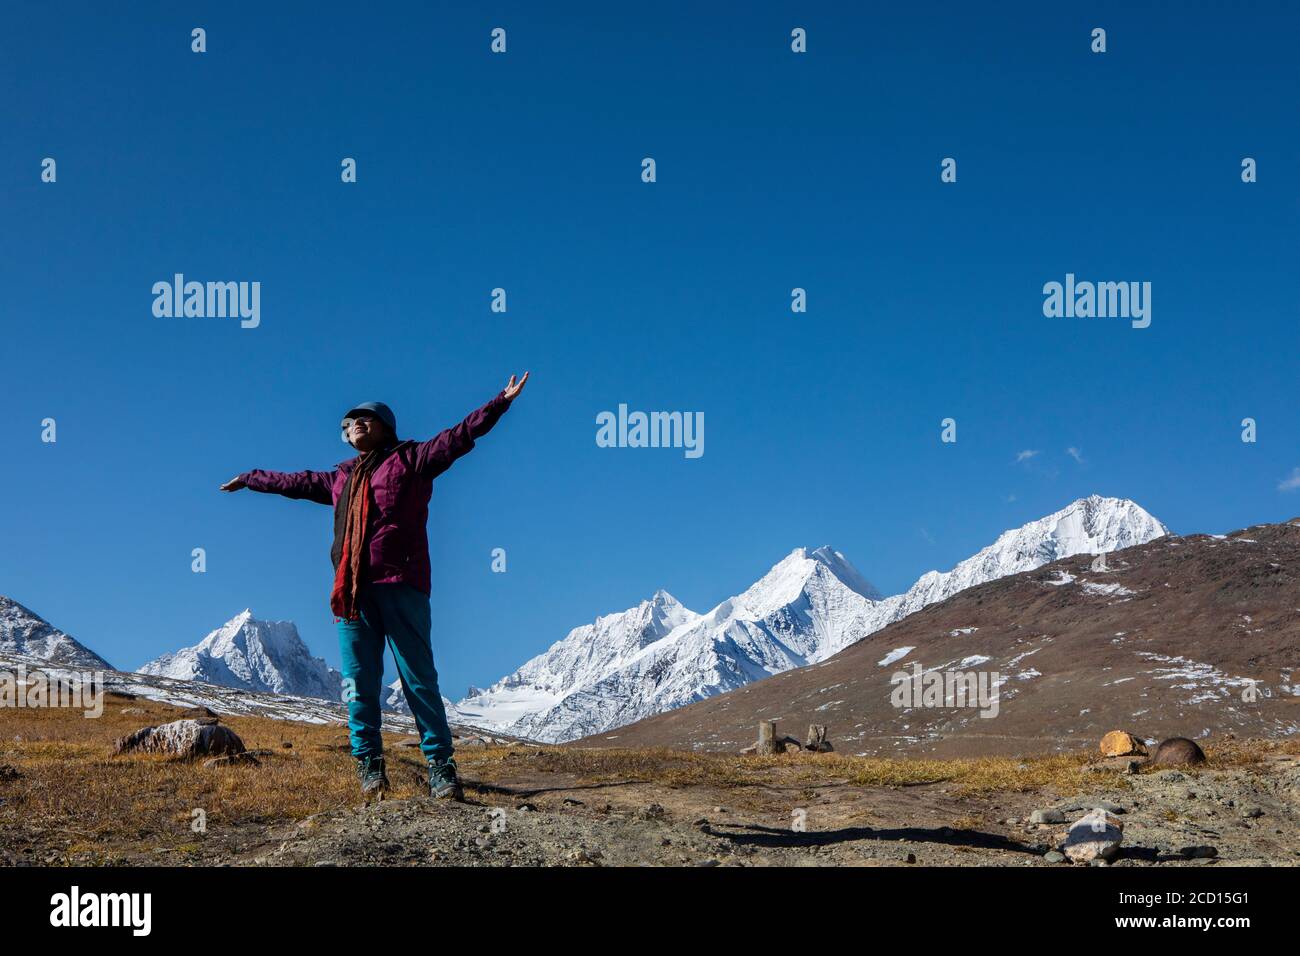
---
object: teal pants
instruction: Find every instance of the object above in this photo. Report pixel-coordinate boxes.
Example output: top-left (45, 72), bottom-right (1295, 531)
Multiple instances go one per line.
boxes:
top-left (336, 583), bottom-right (454, 764)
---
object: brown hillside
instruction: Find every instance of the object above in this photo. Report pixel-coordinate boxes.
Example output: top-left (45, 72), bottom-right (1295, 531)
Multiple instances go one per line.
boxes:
top-left (571, 521), bottom-right (1300, 758)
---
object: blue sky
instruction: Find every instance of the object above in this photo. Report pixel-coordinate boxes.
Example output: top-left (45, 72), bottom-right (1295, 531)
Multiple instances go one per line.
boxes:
top-left (2, 2), bottom-right (1297, 696)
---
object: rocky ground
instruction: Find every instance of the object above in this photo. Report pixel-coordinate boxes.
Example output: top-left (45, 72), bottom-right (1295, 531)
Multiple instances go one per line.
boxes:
top-left (45, 745), bottom-right (1292, 868)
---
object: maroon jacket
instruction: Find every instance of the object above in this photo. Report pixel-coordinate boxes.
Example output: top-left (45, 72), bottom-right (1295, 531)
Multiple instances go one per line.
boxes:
top-left (239, 392), bottom-right (512, 594)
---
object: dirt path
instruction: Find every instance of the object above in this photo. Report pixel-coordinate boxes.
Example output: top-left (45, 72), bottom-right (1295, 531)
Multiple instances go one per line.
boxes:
top-left (191, 751), bottom-right (1300, 867)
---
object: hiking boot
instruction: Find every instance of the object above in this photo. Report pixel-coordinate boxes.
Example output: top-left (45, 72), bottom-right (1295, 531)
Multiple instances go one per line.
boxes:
top-left (428, 757), bottom-right (464, 801)
top-left (357, 755), bottom-right (389, 799)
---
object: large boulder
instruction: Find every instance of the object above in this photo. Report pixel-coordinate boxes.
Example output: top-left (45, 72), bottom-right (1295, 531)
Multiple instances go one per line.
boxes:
top-left (1099, 730), bottom-right (1147, 757)
top-left (114, 719), bottom-right (246, 759)
top-left (1062, 808), bottom-right (1124, 863)
top-left (1151, 737), bottom-right (1206, 767)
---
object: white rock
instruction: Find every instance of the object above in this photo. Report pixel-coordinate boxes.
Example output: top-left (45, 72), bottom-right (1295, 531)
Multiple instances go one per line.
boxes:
top-left (1063, 809), bottom-right (1124, 863)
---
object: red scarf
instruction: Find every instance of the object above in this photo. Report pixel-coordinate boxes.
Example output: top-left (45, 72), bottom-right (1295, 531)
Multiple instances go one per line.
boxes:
top-left (330, 450), bottom-right (384, 621)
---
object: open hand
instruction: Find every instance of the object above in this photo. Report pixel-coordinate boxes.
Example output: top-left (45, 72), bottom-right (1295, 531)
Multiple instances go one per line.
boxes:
top-left (219, 476), bottom-right (247, 492)
top-left (504, 371), bottom-right (530, 402)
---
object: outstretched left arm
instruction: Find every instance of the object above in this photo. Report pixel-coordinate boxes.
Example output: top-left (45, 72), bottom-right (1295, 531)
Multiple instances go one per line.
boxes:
top-left (414, 372), bottom-right (528, 479)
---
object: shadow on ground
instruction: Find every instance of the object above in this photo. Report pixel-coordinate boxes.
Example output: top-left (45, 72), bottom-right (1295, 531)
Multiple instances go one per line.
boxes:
top-left (702, 820), bottom-right (1041, 855)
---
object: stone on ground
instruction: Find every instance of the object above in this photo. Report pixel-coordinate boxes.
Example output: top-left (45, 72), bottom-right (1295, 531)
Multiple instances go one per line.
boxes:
top-left (114, 719), bottom-right (246, 759)
top-left (1062, 808), bottom-right (1124, 863)
top-left (1151, 737), bottom-right (1206, 767)
top-left (1099, 730), bottom-right (1147, 757)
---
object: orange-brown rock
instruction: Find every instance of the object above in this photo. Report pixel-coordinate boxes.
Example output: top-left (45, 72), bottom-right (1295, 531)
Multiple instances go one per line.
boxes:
top-left (1099, 730), bottom-right (1147, 757)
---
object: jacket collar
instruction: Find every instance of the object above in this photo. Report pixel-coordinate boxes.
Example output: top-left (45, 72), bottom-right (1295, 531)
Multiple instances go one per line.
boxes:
top-left (336, 439), bottom-right (410, 473)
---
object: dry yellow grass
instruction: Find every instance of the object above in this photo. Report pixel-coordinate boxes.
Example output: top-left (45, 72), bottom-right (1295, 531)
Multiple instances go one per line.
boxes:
top-left (0, 694), bottom-right (428, 862)
top-left (1191, 735), bottom-right (1300, 768)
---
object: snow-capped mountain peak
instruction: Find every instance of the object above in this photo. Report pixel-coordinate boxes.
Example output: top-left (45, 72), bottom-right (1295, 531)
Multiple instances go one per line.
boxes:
top-left (460, 495), bottom-right (1170, 743)
top-left (0, 596), bottom-right (112, 669)
top-left (137, 610), bottom-right (341, 701)
top-left (455, 589), bottom-right (703, 730)
top-left (643, 588), bottom-right (694, 630)
top-left (487, 545), bottom-right (885, 743)
top-left (898, 495), bottom-right (1168, 613)
top-left (809, 545), bottom-right (883, 600)
top-left (718, 546), bottom-right (880, 625)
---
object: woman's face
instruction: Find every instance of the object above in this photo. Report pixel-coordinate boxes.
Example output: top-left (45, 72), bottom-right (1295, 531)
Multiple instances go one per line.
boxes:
top-left (347, 414), bottom-right (387, 452)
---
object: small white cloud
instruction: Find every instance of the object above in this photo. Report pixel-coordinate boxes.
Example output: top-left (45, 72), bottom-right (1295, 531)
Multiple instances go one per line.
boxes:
top-left (1066, 446), bottom-right (1084, 464)
top-left (919, 527), bottom-right (935, 544)
top-left (1014, 449), bottom-right (1039, 463)
top-left (1006, 494), bottom-right (1017, 503)
top-left (1278, 468), bottom-right (1300, 492)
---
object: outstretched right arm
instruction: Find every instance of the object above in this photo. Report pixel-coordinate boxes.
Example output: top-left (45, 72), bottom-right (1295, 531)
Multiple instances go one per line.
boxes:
top-left (220, 469), bottom-right (336, 505)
